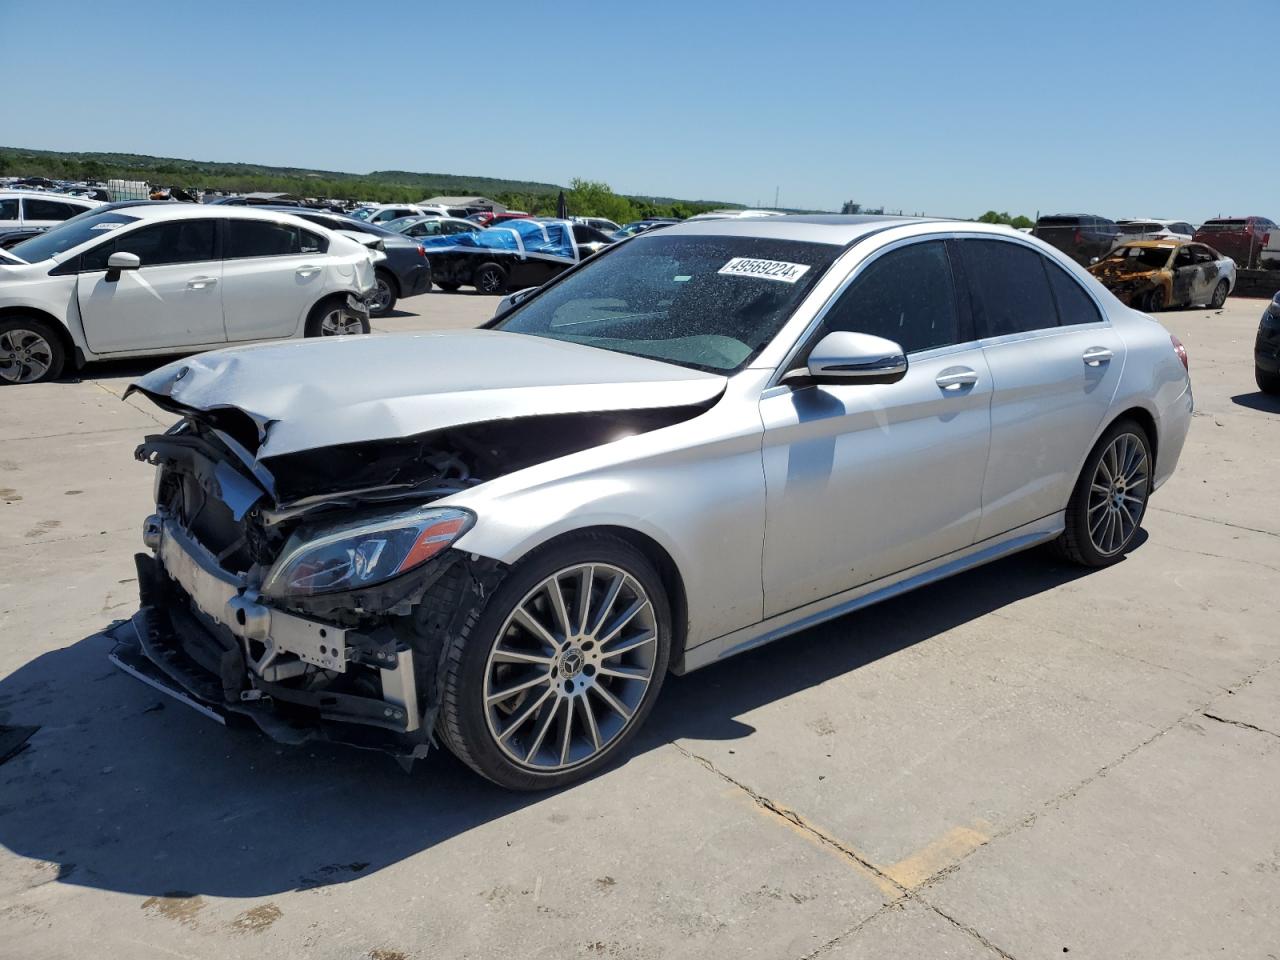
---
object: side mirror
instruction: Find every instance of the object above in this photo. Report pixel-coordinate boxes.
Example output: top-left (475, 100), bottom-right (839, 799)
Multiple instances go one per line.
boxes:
top-left (1090, 256), bottom-right (1100, 265)
top-left (108, 251), bottom-right (140, 270)
top-left (784, 331), bottom-right (908, 386)
top-left (104, 251), bottom-right (140, 282)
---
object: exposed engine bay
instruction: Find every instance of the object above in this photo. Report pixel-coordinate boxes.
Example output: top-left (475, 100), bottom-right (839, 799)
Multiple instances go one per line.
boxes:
top-left (112, 402), bottom-right (710, 759)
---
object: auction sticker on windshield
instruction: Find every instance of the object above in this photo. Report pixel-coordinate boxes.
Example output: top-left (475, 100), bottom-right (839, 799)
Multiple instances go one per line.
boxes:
top-left (718, 257), bottom-right (811, 283)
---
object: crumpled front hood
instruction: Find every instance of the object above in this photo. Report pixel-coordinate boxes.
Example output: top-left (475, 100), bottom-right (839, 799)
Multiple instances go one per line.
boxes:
top-left (128, 330), bottom-right (727, 460)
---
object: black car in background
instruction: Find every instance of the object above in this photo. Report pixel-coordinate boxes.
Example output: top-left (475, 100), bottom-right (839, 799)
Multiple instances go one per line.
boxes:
top-left (1032, 214), bottom-right (1119, 266)
top-left (1256, 293), bottom-right (1280, 395)
top-left (257, 206), bottom-right (432, 316)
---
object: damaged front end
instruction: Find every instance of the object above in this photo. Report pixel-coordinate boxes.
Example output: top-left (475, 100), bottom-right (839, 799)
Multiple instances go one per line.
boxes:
top-left (112, 399), bottom-right (710, 759)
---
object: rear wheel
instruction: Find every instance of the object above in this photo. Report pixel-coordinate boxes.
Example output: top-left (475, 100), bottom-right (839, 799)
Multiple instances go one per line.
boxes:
top-left (1055, 418), bottom-right (1152, 567)
top-left (1257, 365), bottom-right (1280, 395)
top-left (369, 270), bottom-right (398, 316)
top-left (473, 262), bottom-right (507, 294)
top-left (1210, 279), bottom-right (1229, 309)
top-left (437, 534), bottom-right (671, 790)
top-left (0, 317), bottom-right (65, 384)
top-left (304, 298), bottom-right (369, 337)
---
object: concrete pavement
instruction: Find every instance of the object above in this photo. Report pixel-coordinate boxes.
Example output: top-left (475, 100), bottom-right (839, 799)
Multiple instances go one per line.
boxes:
top-left (0, 292), bottom-right (1276, 959)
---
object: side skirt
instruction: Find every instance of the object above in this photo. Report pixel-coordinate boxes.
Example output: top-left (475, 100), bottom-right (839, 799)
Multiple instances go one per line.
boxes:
top-left (681, 513), bottom-right (1064, 673)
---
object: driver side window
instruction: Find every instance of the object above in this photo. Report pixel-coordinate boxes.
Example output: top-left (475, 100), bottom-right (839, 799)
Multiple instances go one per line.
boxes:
top-left (821, 241), bottom-right (961, 354)
top-left (81, 220), bottom-right (217, 272)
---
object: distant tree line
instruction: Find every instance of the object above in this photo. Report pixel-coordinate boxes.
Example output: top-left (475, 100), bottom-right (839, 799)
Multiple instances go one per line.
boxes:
top-left (0, 150), bottom-right (727, 221)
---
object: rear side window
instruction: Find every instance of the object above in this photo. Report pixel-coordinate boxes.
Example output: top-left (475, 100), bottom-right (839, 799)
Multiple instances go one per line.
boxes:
top-left (822, 240), bottom-right (961, 354)
top-left (299, 228), bottom-right (328, 254)
top-left (960, 239), bottom-right (1058, 337)
top-left (81, 219), bottom-right (217, 271)
top-left (25, 198), bottom-right (81, 221)
top-left (227, 220), bottom-right (304, 258)
top-left (0, 198), bottom-right (17, 220)
top-left (1044, 260), bottom-right (1102, 326)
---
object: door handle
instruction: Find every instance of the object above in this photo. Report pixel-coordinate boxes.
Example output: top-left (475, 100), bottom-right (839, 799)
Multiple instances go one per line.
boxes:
top-left (1083, 347), bottom-right (1113, 366)
top-left (935, 368), bottom-right (979, 390)
top-left (296, 265), bottom-right (321, 277)
top-left (187, 276), bottom-right (217, 289)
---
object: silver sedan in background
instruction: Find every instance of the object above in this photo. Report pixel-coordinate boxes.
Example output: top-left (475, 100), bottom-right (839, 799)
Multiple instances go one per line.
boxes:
top-left (116, 216), bottom-right (1193, 789)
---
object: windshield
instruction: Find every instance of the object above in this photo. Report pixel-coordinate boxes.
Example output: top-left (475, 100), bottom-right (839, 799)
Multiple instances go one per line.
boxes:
top-left (8, 210), bottom-right (140, 263)
top-left (493, 233), bottom-right (841, 373)
top-left (349, 207), bottom-right (375, 221)
top-left (1197, 221), bottom-right (1244, 232)
top-left (1102, 245), bottom-right (1172, 269)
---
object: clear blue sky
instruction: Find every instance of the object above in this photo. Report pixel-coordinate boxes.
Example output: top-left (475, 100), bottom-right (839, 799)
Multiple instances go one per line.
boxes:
top-left (4, 0), bottom-right (1277, 222)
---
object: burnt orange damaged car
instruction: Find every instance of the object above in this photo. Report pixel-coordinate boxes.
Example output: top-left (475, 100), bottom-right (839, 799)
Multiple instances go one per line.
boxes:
top-left (1088, 240), bottom-right (1235, 312)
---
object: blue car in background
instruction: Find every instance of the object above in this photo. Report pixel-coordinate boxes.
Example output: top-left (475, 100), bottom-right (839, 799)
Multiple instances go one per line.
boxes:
top-left (421, 218), bottom-right (614, 293)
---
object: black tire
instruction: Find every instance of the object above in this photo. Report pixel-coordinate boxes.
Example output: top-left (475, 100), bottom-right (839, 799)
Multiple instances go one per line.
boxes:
top-left (435, 281), bottom-right (462, 292)
top-left (473, 262), bottom-right (507, 294)
top-left (1144, 287), bottom-right (1165, 312)
top-left (303, 297), bottom-right (370, 337)
top-left (370, 270), bottom-right (398, 317)
top-left (0, 316), bottom-right (66, 384)
top-left (437, 532), bottom-right (672, 790)
top-left (1210, 279), bottom-right (1229, 309)
top-left (1054, 418), bottom-right (1153, 567)
top-left (1257, 365), bottom-right (1280, 395)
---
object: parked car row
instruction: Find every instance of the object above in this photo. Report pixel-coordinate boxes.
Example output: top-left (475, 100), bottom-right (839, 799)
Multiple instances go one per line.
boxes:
top-left (1033, 212), bottom-right (1277, 269)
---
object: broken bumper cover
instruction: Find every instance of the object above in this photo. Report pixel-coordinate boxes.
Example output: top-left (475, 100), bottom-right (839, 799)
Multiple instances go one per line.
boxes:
top-left (111, 518), bottom-right (430, 758)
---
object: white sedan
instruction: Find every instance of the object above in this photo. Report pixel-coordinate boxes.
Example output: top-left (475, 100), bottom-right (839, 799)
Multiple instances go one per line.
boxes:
top-left (0, 204), bottom-right (381, 383)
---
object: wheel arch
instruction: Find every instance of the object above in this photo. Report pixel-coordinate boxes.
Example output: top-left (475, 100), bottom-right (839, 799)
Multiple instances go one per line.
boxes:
top-left (507, 523), bottom-right (691, 676)
top-left (0, 305), bottom-right (78, 371)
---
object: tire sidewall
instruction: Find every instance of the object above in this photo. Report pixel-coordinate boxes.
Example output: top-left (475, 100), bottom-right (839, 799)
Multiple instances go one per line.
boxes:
top-left (304, 297), bottom-right (369, 337)
top-left (1066, 419), bottom-right (1152, 566)
top-left (370, 270), bottom-right (397, 317)
top-left (445, 536), bottom-right (671, 790)
top-left (0, 316), bottom-right (66, 384)
top-left (474, 263), bottom-right (506, 294)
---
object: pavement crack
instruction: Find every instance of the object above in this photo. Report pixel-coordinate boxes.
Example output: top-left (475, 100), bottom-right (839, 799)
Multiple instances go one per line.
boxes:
top-left (674, 743), bottom-right (904, 893)
top-left (1156, 540), bottom-right (1280, 575)
top-left (913, 898), bottom-right (1021, 959)
top-left (1202, 712), bottom-right (1280, 740)
top-left (1148, 506), bottom-right (1280, 540)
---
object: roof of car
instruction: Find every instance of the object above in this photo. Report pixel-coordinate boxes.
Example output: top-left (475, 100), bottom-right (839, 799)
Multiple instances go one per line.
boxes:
top-left (658, 214), bottom-right (936, 245)
top-left (1116, 239), bottom-right (1183, 249)
top-left (119, 204), bottom-right (319, 224)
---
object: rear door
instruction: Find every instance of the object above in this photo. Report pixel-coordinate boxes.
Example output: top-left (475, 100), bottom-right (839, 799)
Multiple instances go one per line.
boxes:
top-left (760, 239), bottom-right (992, 614)
top-left (76, 218), bottom-right (224, 353)
top-left (959, 237), bottom-right (1124, 540)
top-left (220, 218), bottom-right (329, 341)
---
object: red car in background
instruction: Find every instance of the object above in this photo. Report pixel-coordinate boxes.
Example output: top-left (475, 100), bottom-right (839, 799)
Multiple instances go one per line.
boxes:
top-left (1192, 216), bottom-right (1276, 268)
top-left (466, 211), bottom-right (532, 228)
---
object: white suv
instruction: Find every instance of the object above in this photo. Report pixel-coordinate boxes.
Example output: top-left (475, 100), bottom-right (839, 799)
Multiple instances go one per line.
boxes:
top-left (0, 204), bottom-right (381, 383)
top-left (351, 203), bottom-right (447, 224)
top-left (0, 190), bottom-right (102, 236)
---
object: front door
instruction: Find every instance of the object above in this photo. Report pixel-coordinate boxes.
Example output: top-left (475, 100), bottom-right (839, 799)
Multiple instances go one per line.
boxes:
top-left (955, 238), bottom-right (1124, 540)
top-left (760, 239), bottom-right (992, 617)
top-left (76, 219), bottom-right (224, 354)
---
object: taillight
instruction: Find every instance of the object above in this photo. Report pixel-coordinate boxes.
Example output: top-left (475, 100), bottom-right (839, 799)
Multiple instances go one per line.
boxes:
top-left (417, 244), bottom-right (427, 258)
top-left (1170, 334), bottom-right (1188, 371)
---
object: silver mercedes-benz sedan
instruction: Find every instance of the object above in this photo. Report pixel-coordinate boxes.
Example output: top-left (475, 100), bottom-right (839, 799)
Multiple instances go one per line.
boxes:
top-left (114, 215), bottom-right (1193, 789)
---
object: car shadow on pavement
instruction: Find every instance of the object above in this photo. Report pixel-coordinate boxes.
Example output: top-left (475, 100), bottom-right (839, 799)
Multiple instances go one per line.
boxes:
top-left (0, 545), bottom-right (1097, 900)
top-left (1230, 391), bottom-right (1280, 413)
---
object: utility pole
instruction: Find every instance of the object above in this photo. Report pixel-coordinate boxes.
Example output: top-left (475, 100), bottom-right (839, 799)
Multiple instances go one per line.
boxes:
top-left (774, 185), bottom-right (779, 209)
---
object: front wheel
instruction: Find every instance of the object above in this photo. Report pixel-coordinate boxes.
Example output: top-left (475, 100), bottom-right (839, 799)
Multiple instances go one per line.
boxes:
top-left (1144, 287), bottom-right (1165, 312)
top-left (1055, 419), bottom-right (1152, 567)
top-left (437, 534), bottom-right (671, 790)
top-left (0, 317), bottom-right (66, 384)
top-left (1257, 365), bottom-right (1280, 395)
top-left (1210, 279), bottom-right (1229, 309)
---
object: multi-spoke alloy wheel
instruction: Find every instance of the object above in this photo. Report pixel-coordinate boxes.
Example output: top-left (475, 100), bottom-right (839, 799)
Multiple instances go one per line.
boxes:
top-left (436, 535), bottom-right (671, 789)
top-left (0, 320), bottom-right (64, 384)
top-left (483, 563), bottom-right (658, 772)
top-left (1056, 419), bottom-right (1152, 567)
top-left (1086, 432), bottom-right (1149, 556)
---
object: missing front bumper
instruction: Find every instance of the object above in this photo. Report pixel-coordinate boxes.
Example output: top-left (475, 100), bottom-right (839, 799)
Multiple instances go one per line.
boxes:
top-left (111, 548), bottom-right (432, 759)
